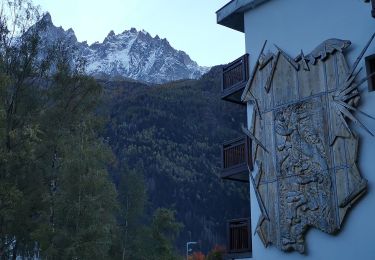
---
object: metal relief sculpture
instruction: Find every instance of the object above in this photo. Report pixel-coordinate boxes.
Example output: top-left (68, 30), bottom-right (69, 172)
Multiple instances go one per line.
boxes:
top-left (242, 35), bottom-right (375, 253)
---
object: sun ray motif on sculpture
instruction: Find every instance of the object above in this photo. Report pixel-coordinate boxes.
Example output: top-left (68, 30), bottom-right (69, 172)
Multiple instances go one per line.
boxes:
top-left (241, 33), bottom-right (375, 253)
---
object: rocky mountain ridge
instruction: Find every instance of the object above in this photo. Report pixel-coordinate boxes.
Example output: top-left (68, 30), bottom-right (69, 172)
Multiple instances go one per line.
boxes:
top-left (34, 13), bottom-right (209, 84)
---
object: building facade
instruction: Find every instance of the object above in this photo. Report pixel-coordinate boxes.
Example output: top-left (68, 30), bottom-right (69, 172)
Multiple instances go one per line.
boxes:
top-left (217, 1), bottom-right (375, 259)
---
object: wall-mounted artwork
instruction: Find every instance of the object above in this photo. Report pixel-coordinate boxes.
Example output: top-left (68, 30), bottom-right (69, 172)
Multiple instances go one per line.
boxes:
top-left (242, 35), bottom-right (375, 253)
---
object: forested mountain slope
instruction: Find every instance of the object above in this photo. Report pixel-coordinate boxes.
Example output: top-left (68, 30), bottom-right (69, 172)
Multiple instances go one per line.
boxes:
top-left (103, 66), bottom-right (249, 251)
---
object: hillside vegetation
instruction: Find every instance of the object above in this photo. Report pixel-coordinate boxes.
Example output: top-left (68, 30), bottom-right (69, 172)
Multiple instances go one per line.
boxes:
top-left (104, 66), bottom-right (249, 252)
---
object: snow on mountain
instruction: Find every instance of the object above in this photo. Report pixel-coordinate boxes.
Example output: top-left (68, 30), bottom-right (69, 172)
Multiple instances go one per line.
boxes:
top-left (32, 13), bottom-right (209, 84)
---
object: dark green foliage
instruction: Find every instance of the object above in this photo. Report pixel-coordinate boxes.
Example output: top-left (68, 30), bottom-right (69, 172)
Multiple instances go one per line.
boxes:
top-left (114, 168), bottom-right (149, 260)
top-left (0, 3), bottom-right (48, 258)
top-left (149, 208), bottom-right (183, 260)
top-left (111, 167), bottom-right (184, 260)
top-left (0, 55), bottom-right (119, 259)
top-left (29, 69), bottom-right (119, 259)
top-left (0, 2), bottom-right (119, 259)
top-left (105, 66), bottom-right (249, 252)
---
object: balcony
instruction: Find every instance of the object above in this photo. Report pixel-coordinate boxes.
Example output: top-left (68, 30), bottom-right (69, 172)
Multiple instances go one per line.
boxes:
top-left (225, 218), bottom-right (252, 259)
top-left (221, 136), bottom-right (251, 183)
top-left (221, 54), bottom-right (249, 105)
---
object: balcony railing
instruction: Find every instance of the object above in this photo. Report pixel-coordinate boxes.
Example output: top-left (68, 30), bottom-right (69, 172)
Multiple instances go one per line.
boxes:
top-left (226, 218), bottom-right (252, 258)
top-left (221, 54), bottom-right (249, 105)
top-left (221, 136), bottom-right (251, 182)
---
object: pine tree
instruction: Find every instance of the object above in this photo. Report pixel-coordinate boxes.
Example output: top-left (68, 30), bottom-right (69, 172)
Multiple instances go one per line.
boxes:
top-left (117, 169), bottom-right (148, 260)
top-left (0, 2), bottom-right (120, 258)
top-left (0, 1), bottom-right (47, 258)
top-left (150, 208), bottom-right (183, 260)
top-left (32, 56), bottom-right (120, 259)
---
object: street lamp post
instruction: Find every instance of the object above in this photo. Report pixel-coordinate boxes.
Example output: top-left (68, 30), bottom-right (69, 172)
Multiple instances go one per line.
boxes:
top-left (186, 241), bottom-right (197, 260)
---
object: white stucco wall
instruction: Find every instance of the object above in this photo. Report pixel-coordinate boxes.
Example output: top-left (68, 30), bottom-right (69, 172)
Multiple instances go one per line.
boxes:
top-left (243, 0), bottom-right (375, 259)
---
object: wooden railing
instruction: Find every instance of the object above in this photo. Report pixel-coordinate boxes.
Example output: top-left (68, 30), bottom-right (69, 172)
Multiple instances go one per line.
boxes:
top-left (221, 54), bottom-right (249, 104)
top-left (223, 62), bottom-right (245, 90)
top-left (222, 54), bottom-right (249, 91)
top-left (221, 136), bottom-right (251, 182)
top-left (227, 218), bottom-right (251, 253)
top-left (222, 137), bottom-right (247, 169)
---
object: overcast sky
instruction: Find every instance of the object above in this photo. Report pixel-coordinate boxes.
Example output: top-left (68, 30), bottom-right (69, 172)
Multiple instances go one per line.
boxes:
top-left (33, 0), bottom-right (244, 67)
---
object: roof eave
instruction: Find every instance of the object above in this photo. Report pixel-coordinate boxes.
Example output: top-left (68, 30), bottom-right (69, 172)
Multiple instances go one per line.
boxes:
top-left (216, 0), bottom-right (271, 32)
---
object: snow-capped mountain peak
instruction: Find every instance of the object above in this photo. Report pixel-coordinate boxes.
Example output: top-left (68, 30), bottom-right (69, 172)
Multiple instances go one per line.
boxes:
top-left (33, 13), bottom-right (209, 84)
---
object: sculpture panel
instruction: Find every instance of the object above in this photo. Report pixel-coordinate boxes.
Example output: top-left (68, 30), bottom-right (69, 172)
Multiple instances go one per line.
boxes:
top-left (242, 36), bottom-right (374, 253)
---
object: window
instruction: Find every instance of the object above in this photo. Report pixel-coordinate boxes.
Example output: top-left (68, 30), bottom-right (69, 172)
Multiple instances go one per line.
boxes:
top-left (365, 54), bottom-right (375, 91)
